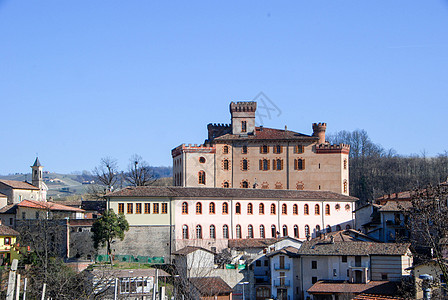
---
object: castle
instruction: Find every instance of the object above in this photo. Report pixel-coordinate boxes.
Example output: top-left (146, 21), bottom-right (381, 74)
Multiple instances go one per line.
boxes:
top-left (172, 101), bottom-right (350, 195)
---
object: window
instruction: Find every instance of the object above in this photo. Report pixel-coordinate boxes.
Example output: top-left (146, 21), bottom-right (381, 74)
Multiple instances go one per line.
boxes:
top-left (346, 224), bottom-right (351, 230)
top-left (325, 204), bottom-right (330, 215)
top-left (316, 225), bottom-right (321, 237)
top-left (196, 225), bottom-right (202, 239)
top-left (259, 203), bottom-right (264, 214)
top-left (223, 181), bottom-right (230, 188)
top-left (270, 204), bottom-right (276, 215)
top-left (345, 204), bottom-right (351, 211)
top-left (282, 204), bottom-right (287, 215)
top-left (210, 225), bottom-right (216, 239)
top-left (153, 203), bottom-right (159, 214)
top-left (294, 145), bottom-right (304, 154)
top-left (199, 157), bottom-right (206, 163)
top-left (261, 182), bottom-right (269, 189)
top-left (248, 225), bottom-right (254, 238)
top-left (275, 182), bottom-right (282, 189)
top-left (223, 146), bottom-right (229, 154)
top-left (282, 225), bottom-right (288, 237)
top-left (4, 237), bottom-right (10, 246)
top-left (136, 203), bottom-right (142, 214)
top-left (293, 204), bottom-right (298, 215)
top-left (22, 212), bottom-right (26, 220)
top-left (381, 274), bottom-right (388, 280)
top-left (296, 182), bottom-right (304, 190)
top-left (294, 225), bottom-right (299, 238)
top-left (342, 256), bottom-right (347, 263)
top-left (312, 261), bottom-right (317, 269)
top-left (275, 145), bottom-right (282, 154)
top-left (118, 203), bottom-right (124, 214)
top-left (198, 171), bottom-right (206, 184)
top-left (223, 225), bottom-right (229, 239)
top-left (295, 158), bottom-right (305, 170)
top-left (315, 204), bottom-right (320, 215)
top-left (161, 203), bottom-right (168, 214)
top-left (271, 225), bottom-right (277, 238)
top-left (209, 202), bottom-right (215, 214)
top-left (196, 202), bottom-right (202, 214)
top-left (35, 211), bottom-right (39, 219)
top-left (241, 181), bottom-right (249, 188)
top-left (242, 145), bottom-right (247, 154)
top-left (260, 159), bottom-right (269, 171)
top-left (222, 202), bottom-right (229, 214)
top-left (312, 277), bottom-right (318, 284)
top-left (256, 260), bottom-right (261, 267)
top-left (344, 159), bottom-right (347, 169)
top-left (260, 225), bottom-right (265, 238)
top-left (236, 225), bottom-right (242, 239)
top-left (326, 225), bottom-right (332, 233)
top-left (127, 203), bottom-right (133, 214)
top-left (305, 225), bottom-right (310, 237)
top-left (260, 145), bottom-right (269, 154)
top-left (241, 121), bottom-right (247, 132)
top-left (304, 204), bottom-right (309, 215)
top-left (182, 202), bottom-right (188, 214)
top-left (343, 180), bottom-right (348, 193)
top-left (182, 225), bottom-right (189, 239)
top-left (242, 159), bottom-right (248, 171)
top-left (235, 203), bottom-right (241, 214)
top-left (273, 159), bottom-right (283, 171)
top-left (336, 225), bottom-right (342, 231)
top-left (223, 159), bottom-right (229, 170)
top-left (247, 203), bottom-right (253, 214)
top-left (144, 203), bottom-right (150, 214)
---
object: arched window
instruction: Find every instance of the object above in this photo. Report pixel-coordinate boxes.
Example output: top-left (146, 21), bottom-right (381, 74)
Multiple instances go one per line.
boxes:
top-left (196, 202), bottom-right (202, 214)
top-left (326, 225), bottom-right (332, 233)
top-left (259, 203), bottom-right (264, 214)
top-left (242, 145), bottom-right (248, 154)
top-left (345, 204), bottom-right (351, 211)
top-left (275, 159), bottom-right (282, 170)
top-left (222, 202), bottom-right (229, 214)
top-left (236, 225), bottom-right (242, 239)
top-left (235, 202), bottom-right (241, 214)
top-left (325, 204), bottom-right (330, 215)
top-left (242, 159), bottom-right (248, 171)
top-left (343, 159), bottom-right (347, 170)
top-left (316, 225), bottom-right (321, 237)
top-left (198, 171), bottom-right (206, 184)
top-left (282, 204), bottom-right (287, 215)
top-left (304, 204), bottom-right (309, 215)
top-left (199, 157), bottom-right (206, 163)
top-left (260, 225), bottom-right (265, 238)
top-left (223, 181), bottom-right (230, 188)
top-left (305, 225), bottom-right (310, 237)
top-left (295, 159), bottom-right (305, 170)
top-left (336, 225), bottom-right (342, 231)
top-left (241, 121), bottom-right (247, 132)
top-left (223, 225), bottom-right (229, 239)
top-left (271, 225), bottom-right (277, 238)
top-left (346, 224), bottom-right (351, 230)
top-left (294, 225), bottom-right (299, 238)
top-left (210, 225), bottom-right (216, 239)
top-left (275, 145), bottom-right (282, 154)
top-left (270, 204), bottom-right (276, 215)
top-left (248, 225), bottom-right (254, 238)
top-left (263, 159), bottom-right (269, 170)
top-left (247, 203), bottom-right (253, 215)
top-left (182, 202), bottom-right (188, 214)
top-left (315, 204), bottom-right (320, 215)
top-left (242, 181), bottom-right (249, 188)
top-left (293, 204), bottom-right (298, 215)
top-left (223, 146), bottom-right (229, 154)
top-left (223, 159), bottom-right (229, 170)
top-left (209, 202), bottom-right (215, 214)
top-left (182, 225), bottom-right (189, 239)
top-left (196, 225), bottom-right (202, 239)
top-left (343, 180), bottom-right (348, 193)
top-left (282, 225), bottom-right (288, 237)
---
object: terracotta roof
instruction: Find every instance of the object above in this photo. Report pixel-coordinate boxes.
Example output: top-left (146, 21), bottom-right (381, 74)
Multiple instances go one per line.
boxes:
top-left (267, 246), bottom-right (301, 258)
top-left (0, 180), bottom-right (39, 190)
top-left (376, 191), bottom-right (412, 202)
top-left (378, 201), bottom-right (412, 212)
top-left (107, 186), bottom-right (357, 201)
top-left (18, 200), bottom-right (85, 212)
top-left (311, 230), bottom-right (380, 243)
top-left (353, 294), bottom-right (404, 300)
top-left (0, 225), bottom-right (19, 236)
top-left (0, 204), bottom-right (18, 214)
top-left (228, 238), bottom-right (277, 249)
top-left (213, 126), bottom-right (317, 142)
top-left (172, 246), bottom-right (215, 256)
top-left (308, 281), bottom-right (398, 295)
top-left (189, 277), bottom-right (233, 295)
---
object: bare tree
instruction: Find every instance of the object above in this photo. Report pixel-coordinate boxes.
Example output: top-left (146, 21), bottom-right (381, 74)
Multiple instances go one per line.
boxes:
top-left (93, 157), bottom-right (119, 192)
top-left (125, 154), bottom-right (154, 186)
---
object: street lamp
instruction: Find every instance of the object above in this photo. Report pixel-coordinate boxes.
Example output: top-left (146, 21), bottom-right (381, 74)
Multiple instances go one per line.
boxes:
top-left (238, 281), bottom-right (249, 300)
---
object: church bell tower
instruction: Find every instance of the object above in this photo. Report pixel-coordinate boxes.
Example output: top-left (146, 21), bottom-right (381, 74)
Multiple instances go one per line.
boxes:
top-left (31, 157), bottom-right (43, 190)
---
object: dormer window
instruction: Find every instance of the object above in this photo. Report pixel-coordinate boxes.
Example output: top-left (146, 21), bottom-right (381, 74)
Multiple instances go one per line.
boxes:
top-left (241, 121), bottom-right (247, 133)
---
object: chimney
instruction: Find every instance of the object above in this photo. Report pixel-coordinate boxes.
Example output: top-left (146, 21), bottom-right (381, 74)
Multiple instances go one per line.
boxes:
top-left (312, 123), bottom-right (327, 144)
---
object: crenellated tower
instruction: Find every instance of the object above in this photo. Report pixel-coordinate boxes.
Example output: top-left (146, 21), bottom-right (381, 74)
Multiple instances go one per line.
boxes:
top-left (312, 122), bottom-right (327, 144)
top-left (230, 101), bottom-right (257, 135)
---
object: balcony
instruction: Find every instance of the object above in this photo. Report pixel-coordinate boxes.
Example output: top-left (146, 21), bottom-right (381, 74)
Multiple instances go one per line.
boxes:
top-left (348, 261), bottom-right (370, 270)
top-left (273, 280), bottom-right (290, 287)
top-left (274, 263), bottom-right (290, 270)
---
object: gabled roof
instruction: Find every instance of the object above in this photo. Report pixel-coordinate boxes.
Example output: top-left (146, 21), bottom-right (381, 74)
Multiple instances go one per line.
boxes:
top-left (378, 201), bottom-right (411, 212)
top-left (228, 238), bottom-right (277, 249)
top-left (308, 280), bottom-right (398, 295)
top-left (107, 186), bottom-right (357, 201)
top-left (0, 225), bottom-right (19, 236)
top-left (213, 126), bottom-right (317, 142)
top-left (0, 204), bottom-right (18, 214)
top-left (18, 199), bottom-right (84, 212)
top-left (0, 180), bottom-right (39, 190)
top-left (172, 246), bottom-right (215, 256)
top-left (189, 277), bottom-right (233, 295)
top-left (266, 246), bottom-right (301, 258)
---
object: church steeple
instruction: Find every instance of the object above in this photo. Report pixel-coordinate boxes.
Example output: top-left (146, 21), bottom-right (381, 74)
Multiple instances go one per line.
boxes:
top-left (31, 157), bottom-right (43, 189)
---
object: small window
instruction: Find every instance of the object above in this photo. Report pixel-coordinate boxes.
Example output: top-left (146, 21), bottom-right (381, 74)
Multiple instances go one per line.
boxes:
top-left (294, 225), bottom-right (299, 238)
top-left (118, 203), bottom-right (124, 214)
top-left (198, 171), bottom-right (206, 184)
top-left (222, 203), bottom-right (229, 214)
top-left (316, 225), bottom-right (321, 237)
top-left (182, 225), bottom-right (189, 239)
top-left (196, 202), bottom-right (202, 214)
top-left (153, 203), bottom-right (159, 214)
top-left (295, 145), bottom-right (304, 154)
top-left (242, 159), bottom-right (248, 171)
top-left (271, 225), bottom-right (277, 238)
top-left (235, 203), bottom-right (241, 214)
top-left (241, 121), bottom-right (247, 132)
top-left (345, 204), bottom-right (351, 211)
top-left (295, 159), bottom-right (305, 170)
top-left (199, 157), bottom-right (206, 163)
top-left (223, 146), bottom-right (229, 154)
top-left (161, 203), bottom-right (168, 214)
top-left (223, 181), bottom-right (230, 188)
top-left (260, 225), bottom-right (265, 238)
top-left (136, 203), bottom-right (142, 214)
top-left (260, 145), bottom-right (269, 154)
top-left (270, 204), bottom-right (276, 215)
top-left (344, 159), bottom-right (347, 170)
top-left (223, 159), bottom-right (229, 170)
top-left (304, 204), bottom-right (309, 215)
top-left (144, 203), bottom-right (151, 214)
top-left (223, 225), bottom-right (229, 239)
top-left (209, 202), bottom-right (215, 214)
top-left (236, 225), bottom-right (242, 239)
top-left (274, 145), bottom-right (282, 154)
top-left (315, 204), bottom-right (320, 215)
top-left (262, 159), bottom-right (269, 171)
top-left (196, 225), bottom-right (202, 239)
top-left (293, 204), bottom-right (298, 215)
top-left (326, 225), bottom-right (332, 233)
top-left (210, 225), bottom-right (216, 239)
top-left (305, 225), bottom-right (310, 237)
top-left (248, 225), bottom-right (254, 238)
top-left (344, 180), bottom-right (348, 193)
top-left (35, 212), bottom-right (39, 219)
top-left (256, 260), bottom-right (261, 267)
top-left (127, 203), bottom-right (133, 214)
top-left (282, 204), bottom-right (287, 215)
top-left (282, 225), bottom-right (288, 237)
top-left (241, 181), bottom-right (249, 188)
top-left (4, 237), bottom-right (11, 245)
top-left (342, 256), bottom-right (347, 263)
top-left (247, 203), bottom-right (253, 214)
top-left (312, 261), bottom-right (317, 269)
top-left (22, 212), bottom-right (26, 219)
top-left (346, 224), bottom-right (351, 230)
top-left (381, 274), bottom-right (388, 280)
top-left (336, 225), bottom-right (342, 231)
top-left (182, 202), bottom-right (188, 214)
top-left (242, 145), bottom-right (248, 154)
top-left (325, 204), bottom-right (330, 215)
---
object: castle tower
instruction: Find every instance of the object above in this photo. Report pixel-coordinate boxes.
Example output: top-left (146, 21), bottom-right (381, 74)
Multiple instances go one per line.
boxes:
top-left (230, 101), bottom-right (257, 135)
top-left (31, 157), bottom-right (43, 190)
top-left (312, 123), bottom-right (327, 144)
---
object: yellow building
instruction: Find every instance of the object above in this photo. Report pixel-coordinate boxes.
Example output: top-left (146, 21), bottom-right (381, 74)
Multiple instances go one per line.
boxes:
top-left (0, 223), bottom-right (20, 264)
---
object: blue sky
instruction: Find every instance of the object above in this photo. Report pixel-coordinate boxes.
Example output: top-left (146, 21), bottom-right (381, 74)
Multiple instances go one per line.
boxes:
top-left (1, 1), bottom-right (448, 174)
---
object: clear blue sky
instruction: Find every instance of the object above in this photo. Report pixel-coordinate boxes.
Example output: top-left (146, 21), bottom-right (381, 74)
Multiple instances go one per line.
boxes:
top-left (1, 0), bottom-right (448, 175)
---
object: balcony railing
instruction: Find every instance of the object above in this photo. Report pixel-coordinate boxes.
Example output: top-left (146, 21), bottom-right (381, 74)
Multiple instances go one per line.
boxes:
top-left (274, 263), bottom-right (290, 270)
top-left (348, 262), bottom-right (370, 269)
top-left (273, 280), bottom-right (290, 287)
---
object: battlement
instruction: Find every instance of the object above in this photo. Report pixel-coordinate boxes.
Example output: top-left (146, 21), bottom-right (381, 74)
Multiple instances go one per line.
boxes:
top-left (315, 143), bottom-right (350, 154)
top-left (312, 122), bottom-right (327, 144)
top-left (207, 123), bottom-right (232, 141)
top-left (230, 101), bottom-right (257, 113)
top-left (207, 123), bottom-right (231, 129)
top-left (312, 122), bottom-right (327, 130)
top-left (172, 144), bottom-right (216, 157)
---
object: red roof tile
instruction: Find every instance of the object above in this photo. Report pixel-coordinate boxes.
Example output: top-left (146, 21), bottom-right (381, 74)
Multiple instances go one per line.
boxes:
top-left (0, 225), bottom-right (19, 236)
top-left (308, 281), bottom-right (398, 295)
top-left (189, 277), bottom-right (233, 295)
top-left (0, 180), bottom-right (39, 190)
top-left (18, 200), bottom-right (85, 212)
top-left (214, 126), bottom-right (317, 141)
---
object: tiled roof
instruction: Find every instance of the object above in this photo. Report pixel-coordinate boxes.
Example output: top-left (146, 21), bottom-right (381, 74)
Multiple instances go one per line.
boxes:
top-left (172, 246), bottom-right (215, 256)
top-left (314, 230), bottom-right (380, 243)
top-left (267, 246), bottom-right (301, 258)
top-left (353, 294), bottom-right (404, 300)
top-left (228, 238), bottom-right (277, 249)
top-left (308, 281), bottom-right (398, 295)
top-left (378, 201), bottom-right (412, 212)
top-left (189, 277), bottom-right (233, 295)
top-left (376, 191), bottom-right (412, 202)
top-left (0, 180), bottom-right (39, 190)
top-left (0, 225), bottom-right (19, 236)
top-left (107, 186), bottom-right (357, 201)
top-left (18, 200), bottom-right (85, 212)
top-left (0, 193), bottom-right (7, 198)
top-left (0, 204), bottom-right (18, 214)
top-left (213, 126), bottom-right (317, 142)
